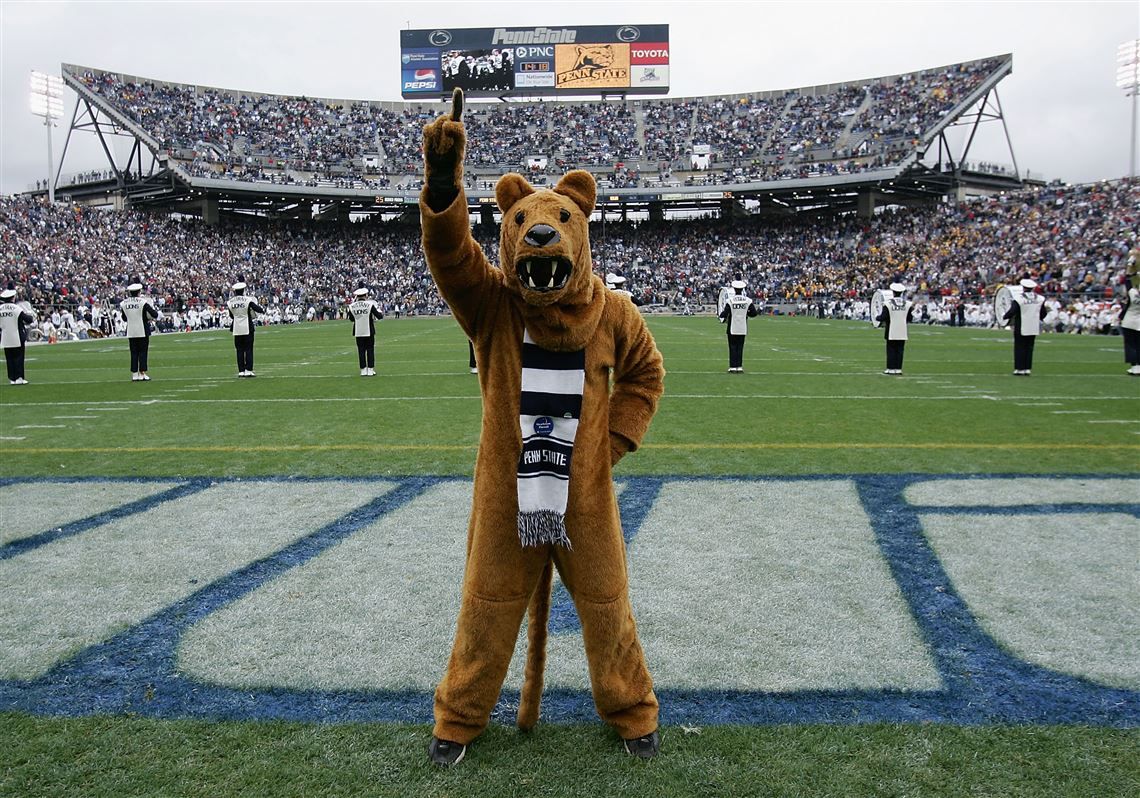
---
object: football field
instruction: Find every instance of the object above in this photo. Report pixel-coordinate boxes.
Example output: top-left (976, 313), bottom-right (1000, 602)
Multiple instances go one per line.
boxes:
top-left (1, 315), bottom-right (1137, 797)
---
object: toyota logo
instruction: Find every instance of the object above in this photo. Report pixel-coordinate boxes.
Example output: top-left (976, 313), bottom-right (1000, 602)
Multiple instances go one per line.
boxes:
top-left (616, 26), bottom-right (640, 42)
top-left (428, 30), bottom-right (452, 46)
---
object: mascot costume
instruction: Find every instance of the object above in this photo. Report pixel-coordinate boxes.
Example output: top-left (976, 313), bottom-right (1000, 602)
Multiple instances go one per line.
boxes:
top-left (420, 90), bottom-right (665, 765)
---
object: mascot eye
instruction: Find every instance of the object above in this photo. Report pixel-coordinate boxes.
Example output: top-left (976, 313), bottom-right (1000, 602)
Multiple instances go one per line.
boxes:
top-left (559, 209), bottom-right (571, 223)
top-left (515, 211), bottom-right (525, 225)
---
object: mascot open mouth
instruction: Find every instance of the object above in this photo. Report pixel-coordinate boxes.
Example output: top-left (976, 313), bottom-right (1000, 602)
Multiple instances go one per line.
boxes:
top-left (516, 256), bottom-right (573, 292)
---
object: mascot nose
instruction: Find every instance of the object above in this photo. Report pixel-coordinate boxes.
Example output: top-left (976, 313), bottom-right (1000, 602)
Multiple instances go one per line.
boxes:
top-left (524, 224), bottom-right (560, 248)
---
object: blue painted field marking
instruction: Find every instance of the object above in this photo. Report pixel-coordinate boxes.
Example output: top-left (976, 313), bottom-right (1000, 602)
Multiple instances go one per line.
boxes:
top-left (0, 477), bottom-right (436, 722)
top-left (547, 478), bottom-right (664, 634)
top-left (0, 474), bottom-right (1137, 727)
top-left (0, 480), bottom-right (212, 561)
top-left (854, 474), bottom-right (1139, 725)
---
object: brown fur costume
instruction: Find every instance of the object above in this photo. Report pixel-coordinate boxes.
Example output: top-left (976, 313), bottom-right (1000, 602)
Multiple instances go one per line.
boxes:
top-left (420, 93), bottom-right (664, 747)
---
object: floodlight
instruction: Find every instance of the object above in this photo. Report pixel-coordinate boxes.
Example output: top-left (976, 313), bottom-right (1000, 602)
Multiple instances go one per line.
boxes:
top-left (30, 71), bottom-right (66, 203)
top-left (1117, 40), bottom-right (1140, 179)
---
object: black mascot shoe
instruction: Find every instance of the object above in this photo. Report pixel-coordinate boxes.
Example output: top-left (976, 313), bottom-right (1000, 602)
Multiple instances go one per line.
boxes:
top-left (622, 729), bottom-right (660, 759)
top-left (428, 736), bottom-right (467, 766)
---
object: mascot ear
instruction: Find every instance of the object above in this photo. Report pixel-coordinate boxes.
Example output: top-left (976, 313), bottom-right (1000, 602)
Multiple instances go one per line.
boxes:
top-left (554, 170), bottom-right (596, 217)
top-left (496, 173), bottom-right (536, 214)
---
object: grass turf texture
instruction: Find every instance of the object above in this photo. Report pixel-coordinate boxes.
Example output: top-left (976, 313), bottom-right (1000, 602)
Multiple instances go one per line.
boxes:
top-left (2, 315), bottom-right (1137, 796)
top-left (1, 315), bottom-right (1137, 477)
top-left (3, 714), bottom-right (1138, 798)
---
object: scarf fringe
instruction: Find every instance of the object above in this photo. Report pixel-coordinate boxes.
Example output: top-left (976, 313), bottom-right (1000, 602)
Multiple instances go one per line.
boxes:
top-left (518, 510), bottom-right (573, 549)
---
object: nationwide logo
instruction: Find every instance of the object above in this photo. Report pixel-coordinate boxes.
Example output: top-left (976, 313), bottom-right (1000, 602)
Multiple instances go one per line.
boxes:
top-left (492, 27), bottom-right (578, 45)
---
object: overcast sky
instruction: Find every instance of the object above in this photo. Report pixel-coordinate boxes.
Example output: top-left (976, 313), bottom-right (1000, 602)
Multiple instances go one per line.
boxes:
top-left (1, 0), bottom-right (1136, 195)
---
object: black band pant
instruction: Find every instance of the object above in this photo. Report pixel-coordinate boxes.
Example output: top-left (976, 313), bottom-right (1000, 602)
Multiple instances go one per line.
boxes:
top-left (4, 345), bottom-right (25, 381)
top-left (128, 336), bottom-right (150, 373)
top-left (886, 339), bottom-right (905, 370)
top-left (234, 333), bottom-right (255, 372)
top-left (727, 334), bottom-right (745, 369)
top-left (356, 336), bottom-right (375, 369)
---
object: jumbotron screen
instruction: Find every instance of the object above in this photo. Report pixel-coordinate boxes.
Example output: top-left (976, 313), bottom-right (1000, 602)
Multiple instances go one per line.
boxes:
top-left (399, 24), bottom-right (670, 99)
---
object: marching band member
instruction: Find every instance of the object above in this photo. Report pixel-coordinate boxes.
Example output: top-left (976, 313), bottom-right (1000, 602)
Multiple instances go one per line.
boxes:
top-left (1121, 250), bottom-right (1140, 376)
top-left (227, 277), bottom-right (266, 377)
top-left (120, 276), bottom-right (161, 381)
top-left (606, 273), bottom-right (642, 305)
top-left (719, 279), bottom-right (757, 373)
top-left (0, 283), bottom-right (36, 385)
top-left (877, 282), bottom-right (913, 375)
top-left (1003, 278), bottom-right (1047, 376)
top-left (348, 284), bottom-right (384, 376)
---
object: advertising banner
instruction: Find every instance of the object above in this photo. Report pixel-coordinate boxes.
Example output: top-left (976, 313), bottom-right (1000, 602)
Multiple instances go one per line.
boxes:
top-left (400, 24), bottom-right (669, 98)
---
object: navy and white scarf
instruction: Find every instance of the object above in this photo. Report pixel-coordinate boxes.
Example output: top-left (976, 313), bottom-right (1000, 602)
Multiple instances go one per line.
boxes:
top-left (517, 329), bottom-right (585, 548)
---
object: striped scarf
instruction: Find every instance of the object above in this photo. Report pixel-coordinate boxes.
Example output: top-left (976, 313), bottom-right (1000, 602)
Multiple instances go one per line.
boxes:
top-left (517, 329), bottom-right (585, 549)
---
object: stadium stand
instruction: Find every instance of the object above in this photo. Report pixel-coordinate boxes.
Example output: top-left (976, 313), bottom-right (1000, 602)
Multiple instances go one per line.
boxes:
top-left (9, 55), bottom-right (1133, 344)
top-left (64, 55), bottom-right (1006, 194)
top-left (2, 179), bottom-right (1135, 340)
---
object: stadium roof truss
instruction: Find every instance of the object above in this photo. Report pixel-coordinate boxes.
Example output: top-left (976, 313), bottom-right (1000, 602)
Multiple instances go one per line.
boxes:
top-left (51, 79), bottom-right (191, 207)
top-left (49, 56), bottom-right (1022, 222)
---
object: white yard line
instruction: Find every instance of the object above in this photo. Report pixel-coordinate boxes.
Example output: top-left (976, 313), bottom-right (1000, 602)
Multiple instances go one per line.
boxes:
top-left (2, 393), bottom-right (1134, 409)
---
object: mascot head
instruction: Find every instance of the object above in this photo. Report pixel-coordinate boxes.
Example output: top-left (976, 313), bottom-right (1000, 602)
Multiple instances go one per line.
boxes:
top-left (496, 170), bottom-right (597, 308)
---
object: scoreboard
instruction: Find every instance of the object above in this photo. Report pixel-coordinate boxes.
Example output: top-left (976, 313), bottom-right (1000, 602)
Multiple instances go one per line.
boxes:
top-left (400, 24), bottom-right (670, 99)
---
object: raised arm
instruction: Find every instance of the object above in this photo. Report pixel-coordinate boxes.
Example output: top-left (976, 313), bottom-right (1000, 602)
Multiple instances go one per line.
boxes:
top-left (419, 88), bottom-right (496, 337)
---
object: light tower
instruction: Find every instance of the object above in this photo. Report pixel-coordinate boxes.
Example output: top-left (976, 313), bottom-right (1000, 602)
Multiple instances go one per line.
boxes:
top-left (1118, 39), bottom-right (1140, 180)
top-left (29, 71), bottom-right (64, 203)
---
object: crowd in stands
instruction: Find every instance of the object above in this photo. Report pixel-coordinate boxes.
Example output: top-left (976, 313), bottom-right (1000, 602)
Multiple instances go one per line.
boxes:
top-left (68, 55), bottom-right (1004, 192)
top-left (2, 177), bottom-right (1135, 340)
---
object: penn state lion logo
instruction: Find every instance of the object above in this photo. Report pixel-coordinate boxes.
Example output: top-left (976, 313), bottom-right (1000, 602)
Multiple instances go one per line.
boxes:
top-left (572, 45), bottom-right (615, 73)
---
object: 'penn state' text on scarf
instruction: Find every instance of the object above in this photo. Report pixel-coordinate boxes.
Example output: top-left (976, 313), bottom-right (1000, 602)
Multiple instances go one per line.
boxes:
top-left (517, 329), bottom-right (585, 548)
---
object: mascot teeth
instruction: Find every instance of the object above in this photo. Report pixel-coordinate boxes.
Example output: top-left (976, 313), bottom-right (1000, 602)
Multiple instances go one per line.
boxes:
top-left (517, 257), bottom-right (571, 293)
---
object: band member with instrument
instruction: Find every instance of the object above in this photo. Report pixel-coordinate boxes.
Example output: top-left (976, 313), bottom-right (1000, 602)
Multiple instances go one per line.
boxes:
top-left (1121, 249), bottom-right (1140, 376)
top-left (120, 276), bottom-right (161, 381)
top-left (227, 277), bottom-right (266, 377)
top-left (719, 279), bottom-right (757, 373)
top-left (1003, 278), bottom-right (1047, 376)
top-left (348, 284), bottom-right (384, 376)
top-left (877, 282), bottom-right (913, 375)
top-left (0, 283), bottom-right (36, 385)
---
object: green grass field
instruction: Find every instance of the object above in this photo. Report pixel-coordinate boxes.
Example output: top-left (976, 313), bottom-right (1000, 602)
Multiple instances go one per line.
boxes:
top-left (1, 315), bottom-right (1138, 797)
top-left (2, 314), bottom-right (1137, 477)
